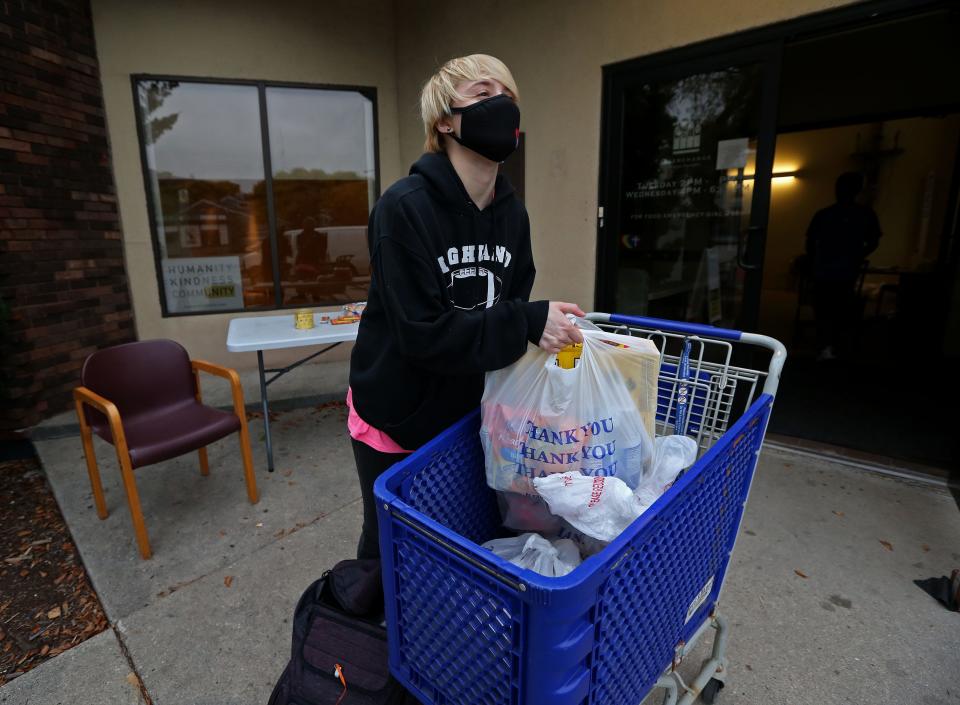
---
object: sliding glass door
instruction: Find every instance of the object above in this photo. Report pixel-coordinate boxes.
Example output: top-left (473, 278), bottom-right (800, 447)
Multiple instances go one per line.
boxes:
top-left (598, 45), bottom-right (780, 329)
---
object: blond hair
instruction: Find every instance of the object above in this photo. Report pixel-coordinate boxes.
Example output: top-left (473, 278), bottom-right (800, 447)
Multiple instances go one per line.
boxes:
top-left (420, 54), bottom-right (519, 153)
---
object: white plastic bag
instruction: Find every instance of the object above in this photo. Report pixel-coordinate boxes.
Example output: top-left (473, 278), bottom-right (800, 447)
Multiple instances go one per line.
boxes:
top-left (548, 521), bottom-right (609, 558)
top-left (481, 328), bottom-right (659, 533)
top-left (533, 472), bottom-right (644, 542)
top-left (481, 533), bottom-right (582, 577)
top-left (535, 435), bottom-right (699, 545)
top-left (634, 435), bottom-right (699, 506)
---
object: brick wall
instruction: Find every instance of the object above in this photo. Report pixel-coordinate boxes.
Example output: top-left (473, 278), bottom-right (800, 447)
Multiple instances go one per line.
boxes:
top-left (0, 0), bottom-right (134, 431)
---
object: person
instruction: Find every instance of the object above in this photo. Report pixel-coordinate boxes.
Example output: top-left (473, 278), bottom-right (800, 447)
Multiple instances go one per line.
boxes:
top-left (347, 54), bottom-right (584, 559)
top-left (293, 216), bottom-right (329, 279)
top-left (804, 171), bottom-right (882, 360)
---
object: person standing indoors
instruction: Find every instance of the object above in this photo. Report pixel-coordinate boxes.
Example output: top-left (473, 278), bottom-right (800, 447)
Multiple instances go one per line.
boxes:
top-left (347, 54), bottom-right (584, 559)
top-left (805, 171), bottom-right (882, 361)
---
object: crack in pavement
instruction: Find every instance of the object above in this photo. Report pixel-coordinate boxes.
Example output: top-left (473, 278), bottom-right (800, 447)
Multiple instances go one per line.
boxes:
top-left (111, 624), bottom-right (153, 705)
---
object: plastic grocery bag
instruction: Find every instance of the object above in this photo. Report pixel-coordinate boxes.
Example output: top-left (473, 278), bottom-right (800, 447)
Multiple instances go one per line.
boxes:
top-left (634, 435), bottom-right (699, 506)
top-left (533, 473), bottom-right (643, 542)
top-left (481, 327), bottom-right (660, 530)
top-left (536, 435), bottom-right (699, 545)
top-left (480, 533), bottom-right (582, 577)
top-left (549, 521), bottom-right (609, 558)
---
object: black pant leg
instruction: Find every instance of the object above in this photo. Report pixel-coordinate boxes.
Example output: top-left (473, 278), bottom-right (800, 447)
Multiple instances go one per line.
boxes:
top-left (814, 278), bottom-right (856, 351)
top-left (351, 438), bottom-right (410, 560)
top-left (813, 281), bottom-right (833, 350)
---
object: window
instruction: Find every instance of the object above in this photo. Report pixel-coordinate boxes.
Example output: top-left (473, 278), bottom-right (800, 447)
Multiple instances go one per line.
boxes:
top-left (133, 76), bottom-right (378, 315)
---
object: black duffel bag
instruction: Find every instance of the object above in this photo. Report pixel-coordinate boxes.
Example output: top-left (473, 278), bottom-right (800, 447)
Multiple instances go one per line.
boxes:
top-left (268, 559), bottom-right (419, 705)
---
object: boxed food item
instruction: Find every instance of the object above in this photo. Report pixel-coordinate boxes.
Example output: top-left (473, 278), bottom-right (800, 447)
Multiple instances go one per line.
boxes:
top-left (330, 301), bottom-right (366, 325)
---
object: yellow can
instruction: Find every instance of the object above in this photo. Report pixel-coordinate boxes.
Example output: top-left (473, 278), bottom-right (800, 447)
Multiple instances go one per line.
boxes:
top-left (556, 343), bottom-right (582, 369)
top-left (294, 309), bottom-right (315, 329)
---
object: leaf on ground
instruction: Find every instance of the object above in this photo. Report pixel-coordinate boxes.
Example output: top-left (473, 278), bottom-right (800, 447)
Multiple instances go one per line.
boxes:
top-left (224, 575), bottom-right (234, 588)
top-left (832, 510), bottom-right (845, 517)
top-left (879, 540), bottom-right (893, 552)
top-left (126, 672), bottom-right (141, 687)
top-left (794, 569), bottom-right (809, 579)
top-left (921, 544), bottom-right (930, 552)
top-left (218, 530), bottom-right (226, 538)
top-left (282, 470), bottom-right (293, 477)
top-left (46, 606), bottom-right (61, 620)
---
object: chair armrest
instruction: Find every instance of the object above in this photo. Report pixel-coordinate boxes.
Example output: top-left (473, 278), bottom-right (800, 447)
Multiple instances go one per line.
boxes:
top-left (190, 360), bottom-right (246, 417)
top-left (191, 359), bottom-right (241, 385)
top-left (74, 387), bottom-right (128, 448)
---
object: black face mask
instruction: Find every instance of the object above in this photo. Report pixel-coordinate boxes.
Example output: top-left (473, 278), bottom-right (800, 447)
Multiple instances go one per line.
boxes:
top-left (449, 94), bottom-right (520, 163)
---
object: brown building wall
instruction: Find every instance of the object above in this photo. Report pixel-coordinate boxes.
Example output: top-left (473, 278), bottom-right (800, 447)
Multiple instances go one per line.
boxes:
top-left (0, 0), bottom-right (134, 431)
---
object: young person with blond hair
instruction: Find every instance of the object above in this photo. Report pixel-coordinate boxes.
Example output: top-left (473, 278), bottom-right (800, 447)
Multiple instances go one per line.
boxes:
top-left (347, 54), bottom-right (585, 559)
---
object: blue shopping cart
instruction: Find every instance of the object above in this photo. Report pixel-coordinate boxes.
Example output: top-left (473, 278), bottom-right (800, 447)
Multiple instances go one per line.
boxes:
top-left (374, 313), bottom-right (787, 705)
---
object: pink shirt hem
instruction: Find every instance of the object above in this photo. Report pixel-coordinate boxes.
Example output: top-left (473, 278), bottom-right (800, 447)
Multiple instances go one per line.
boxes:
top-left (346, 387), bottom-right (411, 454)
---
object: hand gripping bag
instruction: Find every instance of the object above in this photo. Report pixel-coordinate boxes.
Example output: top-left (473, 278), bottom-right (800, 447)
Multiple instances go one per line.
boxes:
top-left (481, 327), bottom-right (659, 531)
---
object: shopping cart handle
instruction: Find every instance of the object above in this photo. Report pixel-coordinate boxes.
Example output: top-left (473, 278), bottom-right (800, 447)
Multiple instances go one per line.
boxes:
top-left (603, 313), bottom-right (742, 341)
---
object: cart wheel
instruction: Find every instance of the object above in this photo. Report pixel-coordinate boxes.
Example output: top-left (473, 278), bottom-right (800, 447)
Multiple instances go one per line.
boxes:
top-left (700, 678), bottom-right (724, 704)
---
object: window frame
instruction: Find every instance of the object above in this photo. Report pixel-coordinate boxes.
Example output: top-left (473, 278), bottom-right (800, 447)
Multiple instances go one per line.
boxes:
top-left (131, 73), bottom-right (381, 317)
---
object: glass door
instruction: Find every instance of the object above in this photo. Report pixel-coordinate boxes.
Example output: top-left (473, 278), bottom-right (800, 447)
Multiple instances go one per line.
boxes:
top-left (597, 45), bottom-right (780, 329)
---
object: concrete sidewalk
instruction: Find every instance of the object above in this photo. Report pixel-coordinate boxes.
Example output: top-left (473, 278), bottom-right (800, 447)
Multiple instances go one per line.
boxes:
top-left (4, 361), bottom-right (959, 704)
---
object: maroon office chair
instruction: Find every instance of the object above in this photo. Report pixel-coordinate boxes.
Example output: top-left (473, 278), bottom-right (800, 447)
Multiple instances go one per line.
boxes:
top-left (73, 339), bottom-right (258, 559)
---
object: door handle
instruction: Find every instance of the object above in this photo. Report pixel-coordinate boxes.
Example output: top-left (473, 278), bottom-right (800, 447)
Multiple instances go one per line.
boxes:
top-left (738, 225), bottom-right (764, 271)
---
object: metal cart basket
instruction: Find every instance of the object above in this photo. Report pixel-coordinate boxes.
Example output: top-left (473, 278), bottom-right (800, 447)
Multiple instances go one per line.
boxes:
top-left (374, 313), bottom-right (787, 705)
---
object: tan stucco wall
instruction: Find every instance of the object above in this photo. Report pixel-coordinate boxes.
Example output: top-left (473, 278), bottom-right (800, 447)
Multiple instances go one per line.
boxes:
top-left (393, 0), bottom-right (858, 311)
top-left (91, 0), bottom-right (402, 368)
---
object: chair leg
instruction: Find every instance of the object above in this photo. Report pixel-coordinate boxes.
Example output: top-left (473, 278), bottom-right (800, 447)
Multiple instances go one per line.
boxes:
top-left (75, 398), bottom-right (108, 520)
top-left (237, 418), bottom-right (259, 505)
top-left (82, 432), bottom-right (109, 520)
top-left (198, 447), bottom-right (210, 476)
top-left (114, 448), bottom-right (152, 560)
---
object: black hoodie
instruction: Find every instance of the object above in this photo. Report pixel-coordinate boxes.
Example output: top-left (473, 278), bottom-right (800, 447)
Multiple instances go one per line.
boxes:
top-left (349, 152), bottom-right (549, 450)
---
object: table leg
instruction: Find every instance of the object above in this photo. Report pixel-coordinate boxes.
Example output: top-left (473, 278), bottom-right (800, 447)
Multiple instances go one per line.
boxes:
top-left (257, 350), bottom-right (275, 472)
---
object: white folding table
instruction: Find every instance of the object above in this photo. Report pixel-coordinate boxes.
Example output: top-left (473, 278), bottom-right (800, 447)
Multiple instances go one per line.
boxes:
top-left (226, 314), bottom-right (359, 472)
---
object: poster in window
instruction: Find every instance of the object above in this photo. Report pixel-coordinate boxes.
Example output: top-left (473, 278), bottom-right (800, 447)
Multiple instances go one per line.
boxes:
top-left (162, 256), bottom-right (244, 313)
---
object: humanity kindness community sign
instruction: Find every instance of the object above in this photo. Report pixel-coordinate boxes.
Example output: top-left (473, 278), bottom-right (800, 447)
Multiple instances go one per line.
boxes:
top-left (162, 256), bottom-right (244, 313)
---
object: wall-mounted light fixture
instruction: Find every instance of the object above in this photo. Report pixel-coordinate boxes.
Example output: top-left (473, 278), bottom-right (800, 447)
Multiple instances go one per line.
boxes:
top-left (723, 166), bottom-right (801, 184)
top-left (771, 170), bottom-right (800, 182)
